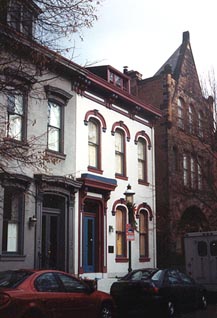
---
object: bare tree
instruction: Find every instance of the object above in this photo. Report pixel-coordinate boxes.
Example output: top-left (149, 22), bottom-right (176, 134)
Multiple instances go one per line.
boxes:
top-left (0, 0), bottom-right (103, 175)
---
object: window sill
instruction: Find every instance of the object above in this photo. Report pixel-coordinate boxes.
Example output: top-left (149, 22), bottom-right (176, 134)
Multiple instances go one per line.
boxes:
top-left (0, 254), bottom-right (26, 261)
top-left (115, 257), bottom-right (128, 263)
top-left (138, 180), bottom-right (149, 186)
top-left (115, 174), bottom-right (128, 181)
top-left (88, 166), bottom-right (103, 174)
top-left (45, 149), bottom-right (66, 160)
top-left (139, 257), bottom-right (150, 262)
top-left (2, 137), bottom-right (28, 148)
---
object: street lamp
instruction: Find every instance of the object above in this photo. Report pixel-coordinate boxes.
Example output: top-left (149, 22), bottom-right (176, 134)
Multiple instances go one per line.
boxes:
top-left (124, 184), bottom-right (135, 272)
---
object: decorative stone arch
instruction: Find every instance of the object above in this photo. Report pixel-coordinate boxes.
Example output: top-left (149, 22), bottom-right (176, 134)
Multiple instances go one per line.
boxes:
top-left (84, 109), bottom-right (107, 132)
top-left (178, 205), bottom-right (209, 233)
top-left (44, 85), bottom-right (72, 106)
top-left (134, 130), bottom-right (152, 150)
top-left (111, 198), bottom-right (127, 216)
top-left (136, 202), bottom-right (153, 221)
top-left (111, 121), bottom-right (131, 141)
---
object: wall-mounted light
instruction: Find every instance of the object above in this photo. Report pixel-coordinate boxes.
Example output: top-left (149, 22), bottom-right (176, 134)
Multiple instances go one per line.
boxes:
top-left (109, 225), bottom-right (114, 233)
top-left (29, 215), bottom-right (37, 227)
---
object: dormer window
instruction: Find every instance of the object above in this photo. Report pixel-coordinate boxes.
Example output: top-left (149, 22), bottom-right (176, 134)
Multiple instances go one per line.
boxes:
top-left (4, 0), bottom-right (41, 38)
top-left (109, 70), bottom-right (129, 91)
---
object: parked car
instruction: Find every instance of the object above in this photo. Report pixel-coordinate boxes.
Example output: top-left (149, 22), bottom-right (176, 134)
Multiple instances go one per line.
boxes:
top-left (110, 268), bottom-right (207, 317)
top-left (0, 269), bottom-right (115, 318)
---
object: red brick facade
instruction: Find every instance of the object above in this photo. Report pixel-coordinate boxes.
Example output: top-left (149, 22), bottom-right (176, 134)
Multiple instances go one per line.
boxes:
top-left (127, 32), bottom-right (217, 267)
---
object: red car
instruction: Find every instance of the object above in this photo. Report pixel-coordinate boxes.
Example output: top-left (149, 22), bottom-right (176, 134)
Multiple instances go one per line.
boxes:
top-left (0, 269), bottom-right (115, 318)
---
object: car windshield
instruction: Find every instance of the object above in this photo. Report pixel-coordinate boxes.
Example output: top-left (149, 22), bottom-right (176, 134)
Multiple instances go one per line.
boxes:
top-left (123, 269), bottom-right (158, 280)
top-left (0, 270), bottom-right (33, 288)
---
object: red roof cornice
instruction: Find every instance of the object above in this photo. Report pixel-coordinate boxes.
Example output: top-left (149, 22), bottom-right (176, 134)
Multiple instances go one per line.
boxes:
top-left (0, 24), bottom-right (161, 119)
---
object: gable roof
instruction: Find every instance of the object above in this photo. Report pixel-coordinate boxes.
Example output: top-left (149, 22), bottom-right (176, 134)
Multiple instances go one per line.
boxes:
top-left (154, 31), bottom-right (195, 80)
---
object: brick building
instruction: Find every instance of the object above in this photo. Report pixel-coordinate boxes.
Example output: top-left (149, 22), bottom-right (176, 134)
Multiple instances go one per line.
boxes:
top-left (126, 31), bottom-right (216, 267)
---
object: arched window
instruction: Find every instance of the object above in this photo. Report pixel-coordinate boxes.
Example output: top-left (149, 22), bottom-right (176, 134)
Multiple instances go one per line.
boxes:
top-left (198, 111), bottom-right (204, 138)
top-left (88, 118), bottom-right (100, 169)
top-left (183, 153), bottom-right (189, 187)
top-left (188, 104), bottom-right (194, 134)
top-left (116, 208), bottom-right (126, 258)
top-left (45, 85), bottom-right (72, 154)
top-left (197, 158), bottom-right (203, 190)
top-left (137, 138), bottom-right (147, 183)
top-left (190, 156), bottom-right (196, 189)
top-left (115, 129), bottom-right (126, 176)
top-left (139, 210), bottom-right (149, 259)
top-left (177, 98), bottom-right (184, 129)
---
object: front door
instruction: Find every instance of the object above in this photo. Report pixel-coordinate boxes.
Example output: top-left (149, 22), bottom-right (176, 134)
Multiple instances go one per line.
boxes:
top-left (41, 209), bottom-right (65, 270)
top-left (83, 216), bottom-right (96, 272)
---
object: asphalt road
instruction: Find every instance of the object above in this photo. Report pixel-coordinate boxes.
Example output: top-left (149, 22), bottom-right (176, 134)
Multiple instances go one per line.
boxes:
top-left (182, 304), bottom-right (217, 318)
top-left (118, 304), bottom-right (217, 318)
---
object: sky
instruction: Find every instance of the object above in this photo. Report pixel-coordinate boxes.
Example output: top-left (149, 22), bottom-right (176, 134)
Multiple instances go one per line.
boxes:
top-left (73, 0), bottom-right (217, 81)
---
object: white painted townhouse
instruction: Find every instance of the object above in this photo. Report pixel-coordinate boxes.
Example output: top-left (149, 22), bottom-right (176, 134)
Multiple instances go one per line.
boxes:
top-left (0, 0), bottom-right (161, 291)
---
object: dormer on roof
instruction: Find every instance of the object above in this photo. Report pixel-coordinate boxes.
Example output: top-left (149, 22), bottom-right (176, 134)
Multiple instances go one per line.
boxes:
top-left (0, 0), bottom-right (42, 38)
top-left (87, 65), bottom-right (130, 93)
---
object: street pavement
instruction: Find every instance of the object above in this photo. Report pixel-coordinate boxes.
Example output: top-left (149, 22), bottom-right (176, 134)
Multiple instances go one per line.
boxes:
top-left (117, 304), bottom-right (217, 317)
top-left (182, 304), bottom-right (217, 318)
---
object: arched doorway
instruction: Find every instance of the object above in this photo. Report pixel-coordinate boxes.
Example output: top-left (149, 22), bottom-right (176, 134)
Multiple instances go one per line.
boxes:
top-left (177, 206), bottom-right (209, 262)
top-left (179, 206), bottom-right (209, 233)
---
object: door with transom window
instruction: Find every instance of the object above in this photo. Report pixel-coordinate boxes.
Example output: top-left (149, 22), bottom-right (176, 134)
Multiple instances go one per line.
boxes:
top-left (83, 200), bottom-right (101, 273)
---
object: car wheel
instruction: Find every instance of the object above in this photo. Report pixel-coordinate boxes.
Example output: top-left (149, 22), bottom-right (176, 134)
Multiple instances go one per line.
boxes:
top-left (100, 303), bottom-right (113, 318)
top-left (199, 294), bottom-right (207, 310)
top-left (166, 300), bottom-right (176, 318)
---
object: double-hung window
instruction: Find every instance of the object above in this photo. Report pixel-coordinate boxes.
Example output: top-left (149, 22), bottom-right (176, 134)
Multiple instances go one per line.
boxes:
top-left (183, 153), bottom-right (189, 187)
top-left (115, 129), bottom-right (125, 176)
top-left (47, 101), bottom-right (62, 152)
top-left (138, 138), bottom-right (147, 183)
top-left (7, 0), bottom-right (35, 38)
top-left (116, 208), bottom-right (126, 258)
top-left (198, 111), bottom-right (204, 138)
top-left (45, 85), bottom-right (71, 155)
top-left (190, 156), bottom-right (196, 189)
top-left (88, 119), bottom-right (100, 169)
top-left (2, 188), bottom-right (24, 253)
top-left (7, 93), bottom-right (25, 141)
top-left (139, 211), bottom-right (148, 259)
top-left (177, 98), bottom-right (184, 129)
top-left (188, 104), bottom-right (194, 134)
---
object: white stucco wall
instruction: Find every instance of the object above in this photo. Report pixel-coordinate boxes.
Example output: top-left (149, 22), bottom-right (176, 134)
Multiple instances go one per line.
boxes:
top-left (75, 93), bottom-right (157, 280)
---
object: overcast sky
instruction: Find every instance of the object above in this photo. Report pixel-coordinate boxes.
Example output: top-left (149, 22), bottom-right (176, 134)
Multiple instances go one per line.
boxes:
top-left (73, 0), bottom-right (217, 80)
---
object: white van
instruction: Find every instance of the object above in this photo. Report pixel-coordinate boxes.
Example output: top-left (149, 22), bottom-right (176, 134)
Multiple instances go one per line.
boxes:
top-left (184, 231), bottom-right (217, 292)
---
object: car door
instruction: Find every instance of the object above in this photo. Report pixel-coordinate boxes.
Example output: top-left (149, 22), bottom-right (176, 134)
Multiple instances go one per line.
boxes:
top-left (177, 270), bottom-right (198, 309)
top-left (35, 272), bottom-right (70, 318)
top-left (162, 269), bottom-right (185, 309)
top-left (35, 272), bottom-right (96, 318)
top-left (56, 273), bottom-right (96, 318)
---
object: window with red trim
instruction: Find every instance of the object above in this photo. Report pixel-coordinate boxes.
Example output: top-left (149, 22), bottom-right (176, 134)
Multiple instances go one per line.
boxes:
top-left (137, 138), bottom-right (147, 183)
top-left (139, 210), bottom-right (149, 259)
top-left (116, 208), bottom-right (126, 258)
top-left (115, 129), bottom-right (126, 177)
top-left (88, 118), bottom-right (100, 169)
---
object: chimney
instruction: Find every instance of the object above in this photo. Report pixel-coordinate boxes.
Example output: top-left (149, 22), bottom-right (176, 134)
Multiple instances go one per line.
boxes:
top-left (183, 31), bottom-right (190, 43)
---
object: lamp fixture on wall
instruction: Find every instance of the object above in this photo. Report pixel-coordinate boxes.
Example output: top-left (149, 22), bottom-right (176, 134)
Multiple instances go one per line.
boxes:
top-left (109, 225), bottom-right (114, 233)
top-left (29, 215), bottom-right (37, 227)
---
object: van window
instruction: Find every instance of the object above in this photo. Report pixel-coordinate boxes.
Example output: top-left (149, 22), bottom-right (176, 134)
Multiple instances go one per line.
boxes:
top-left (197, 241), bottom-right (207, 256)
top-left (210, 241), bottom-right (217, 256)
